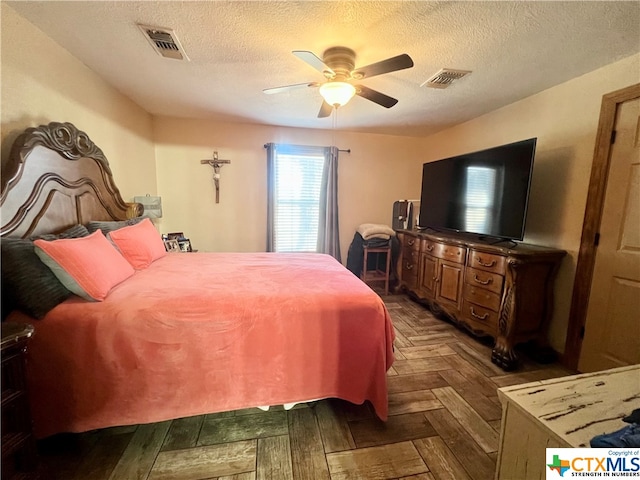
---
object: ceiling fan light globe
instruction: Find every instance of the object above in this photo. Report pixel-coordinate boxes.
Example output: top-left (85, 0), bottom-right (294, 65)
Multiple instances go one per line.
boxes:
top-left (319, 82), bottom-right (356, 107)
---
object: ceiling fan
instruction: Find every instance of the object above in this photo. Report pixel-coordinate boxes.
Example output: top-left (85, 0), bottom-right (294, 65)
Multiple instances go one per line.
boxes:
top-left (263, 47), bottom-right (414, 118)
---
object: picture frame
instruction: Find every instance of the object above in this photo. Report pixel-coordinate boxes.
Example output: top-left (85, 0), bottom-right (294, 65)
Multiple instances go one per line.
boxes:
top-left (167, 232), bottom-right (184, 241)
top-left (164, 239), bottom-right (180, 252)
top-left (178, 240), bottom-right (192, 252)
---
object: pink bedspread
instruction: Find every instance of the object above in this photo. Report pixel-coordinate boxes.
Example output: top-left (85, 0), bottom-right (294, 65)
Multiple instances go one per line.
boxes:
top-left (9, 253), bottom-right (395, 438)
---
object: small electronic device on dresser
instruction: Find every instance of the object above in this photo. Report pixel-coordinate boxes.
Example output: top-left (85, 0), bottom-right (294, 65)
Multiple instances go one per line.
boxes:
top-left (1, 322), bottom-right (39, 480)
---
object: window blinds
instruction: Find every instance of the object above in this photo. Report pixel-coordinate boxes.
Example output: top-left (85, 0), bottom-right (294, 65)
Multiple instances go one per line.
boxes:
top-left (273, 149), bottom-right (325, 252)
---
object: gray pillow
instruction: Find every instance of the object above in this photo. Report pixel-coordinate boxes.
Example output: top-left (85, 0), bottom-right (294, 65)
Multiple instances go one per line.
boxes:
top-left (33, 224), bottom-right (90, 241)
top-left (1, 225), bottom-right (91, 319)
top-left (86, 217), bottom-right (145, 235)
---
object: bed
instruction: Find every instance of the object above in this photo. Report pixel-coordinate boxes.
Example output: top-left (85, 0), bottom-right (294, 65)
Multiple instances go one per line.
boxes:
top-left (1, 122), bottom-right (395, 438)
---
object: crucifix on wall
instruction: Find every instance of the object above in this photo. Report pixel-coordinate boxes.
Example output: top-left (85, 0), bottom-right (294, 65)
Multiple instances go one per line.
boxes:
top-left (200, 151), bottom-right (231, 203)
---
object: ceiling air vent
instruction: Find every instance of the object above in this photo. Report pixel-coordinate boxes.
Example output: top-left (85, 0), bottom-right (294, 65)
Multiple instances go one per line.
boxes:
top-left (137, 24), bottom-right (189, 61)
top-left (421, 68), bottom-right (471, 89)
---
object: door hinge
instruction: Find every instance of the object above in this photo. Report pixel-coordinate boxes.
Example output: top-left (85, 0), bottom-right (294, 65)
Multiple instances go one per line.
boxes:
top-left (580, 326), bottom-right (585, 339)
top-left (611, 130), bottom-right (617, 144)
top-left (594, 232), bottom-right (600, 246)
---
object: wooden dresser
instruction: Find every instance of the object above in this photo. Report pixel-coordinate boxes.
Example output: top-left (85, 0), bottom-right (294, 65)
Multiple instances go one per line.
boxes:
top-left (396, 229), bottom-right (566, 370)
top-left (2, 322), bottom-right (38, 480)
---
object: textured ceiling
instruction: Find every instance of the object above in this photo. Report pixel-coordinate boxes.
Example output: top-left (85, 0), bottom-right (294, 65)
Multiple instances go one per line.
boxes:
top-left (7, 1), bottom-right (640, 137)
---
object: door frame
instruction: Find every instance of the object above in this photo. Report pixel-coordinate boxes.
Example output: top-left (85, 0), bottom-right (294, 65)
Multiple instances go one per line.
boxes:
top-left (563, 83), bottom-right (640, 370)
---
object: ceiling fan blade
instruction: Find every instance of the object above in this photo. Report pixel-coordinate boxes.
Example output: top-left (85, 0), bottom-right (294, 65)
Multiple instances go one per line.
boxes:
top-left (293, 50), bottom-right (335, 76)
top-left (355, 85), bottom-right (398, 108)
top-left (263, 82), bottom-right (320, 94)
top-left (352, 54), bottom-right (414, 79)
top-left (318, 100), bottom-right (333, 118)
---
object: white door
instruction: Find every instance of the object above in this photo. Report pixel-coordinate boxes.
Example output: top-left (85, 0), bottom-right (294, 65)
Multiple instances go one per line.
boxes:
top-left (579, 97), bottom-right (640, 372)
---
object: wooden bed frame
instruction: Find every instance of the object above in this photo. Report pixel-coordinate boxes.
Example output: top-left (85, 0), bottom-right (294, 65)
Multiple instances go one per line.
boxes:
top-left (1, 122), bottom-right (142, 238)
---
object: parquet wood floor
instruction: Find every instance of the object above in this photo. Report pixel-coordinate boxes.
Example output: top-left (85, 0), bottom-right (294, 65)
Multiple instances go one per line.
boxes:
top-left (34, 295), bottom-right (574, 480)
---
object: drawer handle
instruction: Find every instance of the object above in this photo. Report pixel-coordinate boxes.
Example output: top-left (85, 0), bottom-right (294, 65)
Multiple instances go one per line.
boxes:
top-left (473, 275), bottom-right (492, 285)
top-left (470, 307), bottom-right (489, 321)
top-left (425, 244), bottom-right (434, 251)
top-left (407, 239), bottom-right (415, 246)
top-left (405, 263), bottom-right (414, 270)
top-left (476, 257), bottom-right (496, 267)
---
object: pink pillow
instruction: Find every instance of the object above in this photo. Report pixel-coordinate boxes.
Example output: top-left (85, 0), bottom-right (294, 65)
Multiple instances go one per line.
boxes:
top-left (34, 230), bottom-right (135, 301)
top-left (108, 218), bottom-right (166, 270)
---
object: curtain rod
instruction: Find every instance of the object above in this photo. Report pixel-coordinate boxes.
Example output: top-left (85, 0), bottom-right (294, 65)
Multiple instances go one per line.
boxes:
top-left (263, 144), bottom-right (351, 153)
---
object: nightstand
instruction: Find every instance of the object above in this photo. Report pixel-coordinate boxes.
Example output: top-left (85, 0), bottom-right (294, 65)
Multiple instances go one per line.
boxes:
top-left (2, 322), bottom-right (38, 480)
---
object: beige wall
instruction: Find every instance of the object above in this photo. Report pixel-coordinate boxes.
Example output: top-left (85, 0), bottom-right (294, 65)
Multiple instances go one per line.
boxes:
top-left (0, 4), bottom-right (156, 202)
top-left (417, 53), bottom-right (640, 353)
top-left (152, 116), bottom-right (422, 257)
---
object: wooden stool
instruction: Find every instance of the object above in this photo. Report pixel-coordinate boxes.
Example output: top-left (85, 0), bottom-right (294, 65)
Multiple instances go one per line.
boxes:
top-left (361, 245), bottom-right (392, 295)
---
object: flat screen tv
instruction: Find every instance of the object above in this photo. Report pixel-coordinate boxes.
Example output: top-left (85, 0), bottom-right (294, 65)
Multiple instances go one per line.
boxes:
top-left (418, 138), bottom-right (537, 241)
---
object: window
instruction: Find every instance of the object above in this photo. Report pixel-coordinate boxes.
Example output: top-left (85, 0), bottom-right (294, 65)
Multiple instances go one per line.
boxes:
top-left (272, 149), bottom-right (325, 252)
top-left (463, 165), bottom-right (500, 234)
top-left (266, 143), bottom-right (341, 260)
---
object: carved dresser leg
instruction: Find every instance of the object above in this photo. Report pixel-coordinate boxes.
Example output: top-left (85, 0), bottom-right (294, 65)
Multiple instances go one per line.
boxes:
top-left (492, 258), bottom-right (520, 370)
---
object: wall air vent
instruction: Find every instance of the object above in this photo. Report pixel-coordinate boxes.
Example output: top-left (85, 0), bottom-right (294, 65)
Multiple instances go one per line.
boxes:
top-left (137, 24), bottom-right (189, 61)
top-left (421, 68), bottom-right (471, 89)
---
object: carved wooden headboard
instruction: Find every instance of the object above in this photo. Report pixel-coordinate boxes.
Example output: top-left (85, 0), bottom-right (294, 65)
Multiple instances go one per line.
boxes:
top-left (1, 122), bottom-right (142, 238)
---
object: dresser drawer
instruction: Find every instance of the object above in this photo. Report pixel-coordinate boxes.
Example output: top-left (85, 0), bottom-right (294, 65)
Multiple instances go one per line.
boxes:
top-left (402, 260), bottom-right (419, 279)
top-left (428, 242), bottom-right (466, 264)
top-left (403, 234), bottom-right (420, 251)
top-left (468, 250), bottom-right (505, 274)
top-left (461, 300), bottom-right (498, 336)
top-left (401, 250), bottom-right (419, 288)
top-left (464, 285), bottom-right (502, 311)
top-left (402, 267), bottom-right (418, 290)
top-left (1, 323), bottom-right (37, 480)
top-left (402, 249), bottom-right (420, 269)
top-left (465, 267), bottom-right (504, 295)
top-left (421, 238), bottom-right (436, 255)
top-left (403, 245), bottom-right (419, 263)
